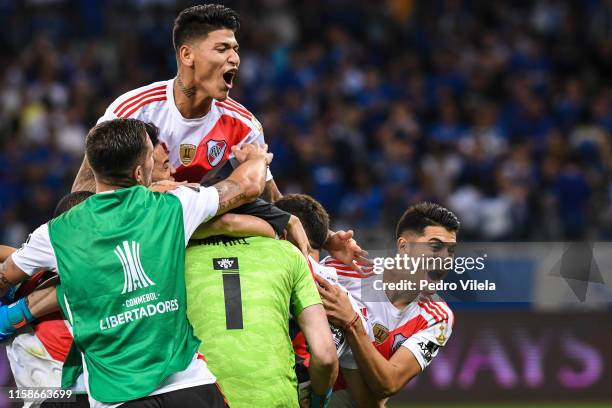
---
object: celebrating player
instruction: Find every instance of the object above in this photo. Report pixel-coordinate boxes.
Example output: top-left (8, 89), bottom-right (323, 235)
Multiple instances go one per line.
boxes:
top-left (274, 194), bottom-right (368, 407)
top-left (319, 202), bottom-right (459, 407)
top-left (1, 192), bottom-right (93, 408)
top-left (184, 232), bottom-right (338, 407)
top-left (70, 3), bottom-right (366, 269)
top-left (72, 4), bottom-right (280, 201)
top-left (0, 118), bottom-right (271, 407)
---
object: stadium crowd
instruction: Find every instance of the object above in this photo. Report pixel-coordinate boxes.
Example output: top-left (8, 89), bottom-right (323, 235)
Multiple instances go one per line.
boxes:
top-left (1, 0), bottom-right (612, 245)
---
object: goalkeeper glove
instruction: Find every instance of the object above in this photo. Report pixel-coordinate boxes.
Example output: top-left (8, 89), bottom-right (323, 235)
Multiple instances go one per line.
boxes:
top-left (309, 388), bottom-right (332, 408)
top-left (0, 298), bottom-right (35, 342)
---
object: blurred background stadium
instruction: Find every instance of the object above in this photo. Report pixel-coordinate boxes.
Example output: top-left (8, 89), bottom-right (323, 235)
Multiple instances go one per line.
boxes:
top-left (0, 0), bottom-right (611, 406)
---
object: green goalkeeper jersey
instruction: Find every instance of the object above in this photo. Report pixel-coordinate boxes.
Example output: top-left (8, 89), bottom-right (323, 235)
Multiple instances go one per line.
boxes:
top-left (185, 236), bottom-right (321, 408)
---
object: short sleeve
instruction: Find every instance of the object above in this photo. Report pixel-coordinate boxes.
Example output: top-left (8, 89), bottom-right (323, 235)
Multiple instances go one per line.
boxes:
top-left (290, 248), bottom-right (321, 317)
top-left (11, 224), bottom-right (57, 276)
top-left (401, 321), bottom-right (452, 370)
top-left (168, 186), bottom-right (220, 244)
top-left (96, 107), bottom-right (118, 125)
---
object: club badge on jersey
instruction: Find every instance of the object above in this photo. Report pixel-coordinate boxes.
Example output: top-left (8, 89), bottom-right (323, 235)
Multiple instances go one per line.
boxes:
top-left (207, 140), bottom-right (227, 167)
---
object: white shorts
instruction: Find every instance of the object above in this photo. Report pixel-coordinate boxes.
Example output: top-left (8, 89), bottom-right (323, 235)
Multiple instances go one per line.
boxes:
top-left (6, 329), bottom-right (63, 408)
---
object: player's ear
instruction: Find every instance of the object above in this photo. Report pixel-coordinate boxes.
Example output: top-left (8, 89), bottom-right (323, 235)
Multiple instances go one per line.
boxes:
top-left (396, 237), bottom-right (407, 252)
top-left (178, 44), bottom-right (194, 68)
top-left (133, 165), bottom-right (144, 185)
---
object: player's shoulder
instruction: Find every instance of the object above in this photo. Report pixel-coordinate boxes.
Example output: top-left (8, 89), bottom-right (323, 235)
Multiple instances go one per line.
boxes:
top-left (308, 256), bottom-right (339, 284)
top-left (214, 97), bottom-right (263, 133)
top-left (105, 80), bottom-right (170, 119)
top-left (273, 238), bottom-right (305, 259)
top-left (416, 293), bottom-right (455, 329)
top-left (321, 256), bottom-right (375, 280)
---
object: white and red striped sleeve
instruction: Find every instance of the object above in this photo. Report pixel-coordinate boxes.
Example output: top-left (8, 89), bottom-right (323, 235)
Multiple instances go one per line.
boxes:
top-left (216, 98), bottom-right (273, 181)
top-left (97, 81), bottom-right (168, 124)
top-left (401, 295), bottom-right (454, 370)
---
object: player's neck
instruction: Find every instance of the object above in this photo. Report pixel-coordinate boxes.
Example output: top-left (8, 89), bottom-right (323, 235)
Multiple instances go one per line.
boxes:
top-left (173, 76), bottom-right (213, 119)
top-left (95, 177), bottom-right (139, 193)
top-left (383, 268), bottom-right (419, 309)
top-left (96, 181), bottom-right (120, 193)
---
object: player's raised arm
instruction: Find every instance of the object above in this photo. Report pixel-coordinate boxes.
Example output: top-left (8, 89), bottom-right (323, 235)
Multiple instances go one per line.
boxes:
top-left (0, 246), bottom-right (15, 262)
top-left (213, 143), bottom-right (272, 215)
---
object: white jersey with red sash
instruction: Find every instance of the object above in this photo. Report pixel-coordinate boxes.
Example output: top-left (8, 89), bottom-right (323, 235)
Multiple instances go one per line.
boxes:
top-left (321, 257), bottom-right (455, 371)
top-left (97, 79), bottom-right (272, 183)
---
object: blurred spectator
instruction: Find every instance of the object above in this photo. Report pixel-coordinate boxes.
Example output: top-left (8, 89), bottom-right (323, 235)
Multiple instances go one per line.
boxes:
top-left (1, 0), bottom-right (612, 244)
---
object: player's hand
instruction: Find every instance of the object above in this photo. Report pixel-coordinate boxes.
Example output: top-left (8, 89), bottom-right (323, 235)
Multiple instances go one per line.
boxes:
top-left (314, 274), bottom-right (356, 328)
top-left (149, 180), bottom-right (188, 193)
top-left (324, 230), bottom-right (371, 274)
top-left (232, 143), bottom-right (273, 165)
top-left (285, 215), bottom-right (310, 258)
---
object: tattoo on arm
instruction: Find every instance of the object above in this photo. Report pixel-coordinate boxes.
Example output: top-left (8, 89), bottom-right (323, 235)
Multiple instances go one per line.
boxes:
top-left (214, 179), bottom-right (246, 214)
top-left (177, 76), bottom-right (196, 98)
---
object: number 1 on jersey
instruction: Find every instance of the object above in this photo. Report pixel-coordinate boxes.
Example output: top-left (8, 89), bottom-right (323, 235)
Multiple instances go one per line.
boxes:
top-left (213, 257), bottom-right (243, 329)
top-left (222, 273), bottom-right (243, 329)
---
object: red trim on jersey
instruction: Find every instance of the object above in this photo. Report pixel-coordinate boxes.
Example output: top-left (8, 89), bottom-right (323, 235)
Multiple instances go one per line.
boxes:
top-left (427, 299), bottom-right (449, 323)
top-left (174, 114), bottom-right (251, 182)
top-left (375, 314), bottom-right (429, 359)
top-left (422, 294), bottom-right (451, 323)
top-left (306, 258), bottom-right (317, 280)
top-left (325, 259), bottom-right (374, 272)
top-left (225, 98), bottom-right (253, 119)
top-left (121, 97), bottom-right (167, 118)
top-left (216, 101), bottom-right (253, 121)
top-left (14, 270), bottom-right (48, 299)
top-left (115, 90), bottom-right (166, 117)
top-left (113, 85), bottom-right (166, 115)
top-left (336, 271), bottom-right (374, 278)
top-left (196, 352), bottom-right (207, 362)
top-left (226, 97), bottom-right (248, 109)
top-left (33, 318), bottom-right (73, 363)
top-left (418, 300), bottom-right (445, 323)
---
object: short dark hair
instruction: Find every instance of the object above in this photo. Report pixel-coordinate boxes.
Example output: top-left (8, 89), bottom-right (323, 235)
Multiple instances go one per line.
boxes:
top-left (145, 122), bottom-right (159, 146)
top-left (275, 194), bottom-right (330, 250)
top-left (395, 202), bottom-right (460, 238)
top-left (53, 191), bottom-right (94, 218)
top-left (173, 4), bottom-right (240, 51)
top-left (85, 118), bottom-right (148, 184)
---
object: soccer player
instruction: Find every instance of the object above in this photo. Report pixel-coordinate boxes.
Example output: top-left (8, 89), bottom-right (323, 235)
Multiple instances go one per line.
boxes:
top-left (72, 4), bottom-right (281, 201)
top-left (318, 203), bottom-right (458, 407)
top-left (1, 141), bottom-right (282, 407)
top-left (183, 234), bottom-right (339, 407)
top-left (274, 194), bottom-right (368, 406)
top-left (70, 4), bottom-right (366, 268)
top-left (0, 118), bottom-right (271, 407)
top-left (1, 191), bottom-right (93, 408)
